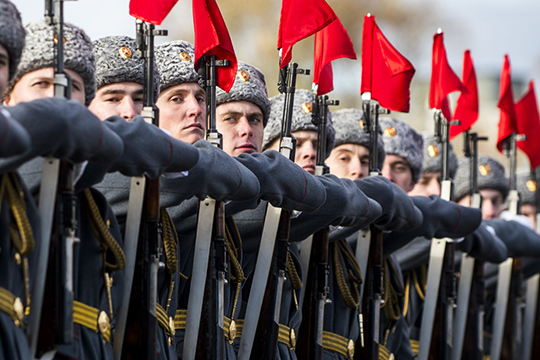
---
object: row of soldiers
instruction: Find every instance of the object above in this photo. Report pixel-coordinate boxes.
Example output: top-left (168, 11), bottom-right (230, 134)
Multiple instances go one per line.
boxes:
top-left (2, 0), bottom-right (540, 359)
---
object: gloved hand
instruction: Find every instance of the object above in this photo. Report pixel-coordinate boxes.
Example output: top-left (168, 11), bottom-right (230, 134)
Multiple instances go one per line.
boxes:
top-left (0, 108), bottom-right (31, 158)
top-left (456, 223), bottom-right (508, 263)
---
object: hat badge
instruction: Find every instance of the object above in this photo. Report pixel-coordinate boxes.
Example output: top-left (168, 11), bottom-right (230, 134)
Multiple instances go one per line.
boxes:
top-left (384, 127), bottom-right (397, 137)
top-left (118, 47), bottom-right (132, 59)
top-left (238, 70), bottom-right (250, 82)
top-left (179, 51), bottom-right (191, 62)
top-left (53, 34), bottom-right (66, 44)
top-left (479, 164), bottom-right (491, 176)
top-left (527, 179), bottom-right (537, 192)
top-left (302, 102), bottom-right (312, 114)
top-left (428, 144), bottom-right (440, 157)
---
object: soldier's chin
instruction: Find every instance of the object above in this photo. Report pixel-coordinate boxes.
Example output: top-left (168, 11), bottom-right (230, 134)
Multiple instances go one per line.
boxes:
top-left (181, 131), bottom-right (205, 145)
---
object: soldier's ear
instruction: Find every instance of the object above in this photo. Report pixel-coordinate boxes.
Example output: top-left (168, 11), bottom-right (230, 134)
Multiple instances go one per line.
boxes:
top-left (2, 96), bottom-right (11, 106)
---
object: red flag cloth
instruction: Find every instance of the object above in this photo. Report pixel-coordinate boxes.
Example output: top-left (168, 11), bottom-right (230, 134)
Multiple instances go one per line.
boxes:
top-left (450, 50), bottom-right (479, 140)
top-left (516, 81), bottom-right (540, 168)
top-left (313, 18), bottom-right (357, 96)
top-left (429, 31), bottom-right (467, 111)
top-left (496, 55), bottom-right (518, 152)
top-left (278, 0), bottom-right (337, 68)
top-left (360, 14), bottom-right (415, 113)
top-left (192, 0), bottom-right (237, 92)
top-left (129, 0), bottom-right (178, 25)
top-left (441, 96), bottom-right (453, 122)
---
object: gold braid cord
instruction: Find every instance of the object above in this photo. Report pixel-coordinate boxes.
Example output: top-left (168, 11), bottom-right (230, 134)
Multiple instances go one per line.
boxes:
top-left (160, 209), bottom-right (179, 275)
top-left (287, 251), bottom-right (303, 291)
top-left (333, 239), bottom-right (362, 309)
top-left (83, 189), bottom-right (126, 272)
top-left (224, 217), bottom-right (245, 284)
top-left (381, 258), bottom-right (404, 322)
top-left (2, 173), bottom-right (36, 313)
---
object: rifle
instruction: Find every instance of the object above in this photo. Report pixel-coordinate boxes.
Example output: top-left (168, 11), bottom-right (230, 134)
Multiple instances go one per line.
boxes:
top-left (354, 95), bottom-right (388, 360)
top-left (523, 169), bottom-right (540, 360)
top-left (418, 110), bottom-right (459, 360)
top-left (453, 131), bottom-right (487, 360)
top-left (183, 54), bottom-right (229, 360)
top-left (119, 20), bottom-right (166, 360)
top-left (237, 60), bottom-right (309, 360)
top-left (491, 132), bottom-right (525, 360)
top-left (296, 93), bottom-right (338, 360)
top-left (28, 2), bottom-right (78, 358)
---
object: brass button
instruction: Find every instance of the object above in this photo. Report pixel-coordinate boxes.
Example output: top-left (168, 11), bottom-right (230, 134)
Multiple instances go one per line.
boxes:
top-left (302, 102), bottom-right (312, 114)
top-left (118, 46), bottom-right (132, 59)
top-left (13, 297), bottom-right (24, 327)
top-left (169, 316), bottom-right (175, 337)
top-left (427, 144), bottom-right (440, 157)
top-left (527, 179), bottom-right (537, 192)
top-left (14, 253), bottom-right (21, 265)
top-left (289, 328), bottom-right (296, 349)
top-left (358, 120), bottom-right (364, 129)
top-left (228, 320), bottom-right (237, 344)
top-left (384, 127), bottom-right (396, 137)
top-left (479, 164), bottom-right (491, 176)
top-left (179, 51), bottom-right (191, 62)
top-left (98, 311), bottom-right (110, 335)
top-left (389, 353), bottom-right (395, 360)
top-left (238, 70), bottom-right (250, 82)
top-left (347, 339), bottom-right (355, 359)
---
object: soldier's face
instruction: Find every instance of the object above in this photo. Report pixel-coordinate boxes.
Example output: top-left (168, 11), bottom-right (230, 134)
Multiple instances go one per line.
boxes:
top-left (521, 203), bottom-right (537, 229)
top-left (292, 130), bottom-right (318, 175)
top-left (3, 67), bottom-right (86, 106)
top-left (156, 82), bottom-right (206, 144)
top-left (88, 82), bottom-right (143, 121)
top-left (381, 154), bottom-right (415, 192)
top-left (0, 44), bottom-right (8, 98)
top-left (458, 189), bottom-right (504, 219)
top-left (409, 172), bottom-right (441, 196)
top-left (326, 143), bottom-right (370, 180)
top-left (216, 100), bottom-right (264, 157)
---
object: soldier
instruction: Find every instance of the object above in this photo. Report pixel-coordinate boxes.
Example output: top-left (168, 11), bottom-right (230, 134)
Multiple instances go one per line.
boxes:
top-left (517, 172), bottom-right (538, 229)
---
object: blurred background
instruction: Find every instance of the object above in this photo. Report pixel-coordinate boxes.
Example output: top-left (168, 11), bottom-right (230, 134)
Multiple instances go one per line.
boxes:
top-left (14, 0), bottom-right (540, 173)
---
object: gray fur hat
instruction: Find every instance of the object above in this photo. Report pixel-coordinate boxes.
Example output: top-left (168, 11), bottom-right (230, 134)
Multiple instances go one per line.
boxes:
top-left (93, 36), bottom-right (159, 100)
top-left (379, 117), bottom-right (423, 183)
top-left (155, 40), bottom-right (198, 92)
top-left (422, 133), bottom-right (458, 179)
top-left (6, 21), bottom-right (96, 106)
top-left (517, 173), bottom-right (537, 205)
top-left (263, 89), bottom-right (335, 157)
top-left (331, 108), bottom-right (386, 170)
top-left (216, 61), bottom-right (270, 126)
top-left (0, 0), bottom-right (25, 81)
top-left (453, 155), bottom-right (510, 202)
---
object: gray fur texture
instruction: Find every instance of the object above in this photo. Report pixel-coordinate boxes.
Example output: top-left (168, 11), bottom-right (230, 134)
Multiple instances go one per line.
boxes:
top-left (331, 108), bottom-right (386, 170)
top-left (216, 61), bottom-right (270, 126)
top-left (93, 36), bottom-right (160, 100)
top-left (263, 89), bottom-right (335, 157)
top-left (379, 117), bottom-right (423, 183)
top-left (453, 155), bottom-right (509, 202)
top-left (0, 0), bottom-right (25, 81)
top-left (422, 132), bottom-right (458, 179)
top-left (517, 172), bottom-right (537, 205)
top-left (6, 21), bottom-right (96, 106)
top-left (155, 40), bottom-right (198, 92)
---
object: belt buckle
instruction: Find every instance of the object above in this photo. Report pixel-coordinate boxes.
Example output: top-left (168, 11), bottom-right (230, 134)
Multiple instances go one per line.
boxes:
top-left (347, 339), bottom-right (355, 359)
top-left (98, 311), bottom-right (110, 335)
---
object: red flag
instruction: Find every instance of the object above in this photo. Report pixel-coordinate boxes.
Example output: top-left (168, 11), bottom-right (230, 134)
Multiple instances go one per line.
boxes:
top-left (278, 0), bottom-right (337, 68)
top-left (496, 55), bottom-right (518, 152)
top-left (360, 14), bottom-right (415, 113)
top-left (313, 18), bottom-right (357, 96)
top-left (129, 0), bottom-right (178, 25)
top-left (192, 0), bottom-right (237, 92)
top-left (516, 81), bottom-right (540, 168)
top-left (429, 31), bottom-right (467, 111)
top-left (450, 50), bottom-right (479, 140)
top-left (441, 96), bottom-right (453, 122)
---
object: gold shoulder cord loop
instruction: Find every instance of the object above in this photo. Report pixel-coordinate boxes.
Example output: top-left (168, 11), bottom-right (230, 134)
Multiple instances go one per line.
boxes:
top-left (83, 189), bottom-right (126, 272)
top-left (5, 173), bottom-right (36, 315)
top-left (160, 208), bottom-right (179, 313)
top-left (381, 258), bottom-right (404, 322)
top-left (333, 239), bottom-right (362, 309)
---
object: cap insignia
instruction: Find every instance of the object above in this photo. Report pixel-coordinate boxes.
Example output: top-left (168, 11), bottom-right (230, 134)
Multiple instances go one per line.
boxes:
top-left (479, 164), bottom-right (491, 176)
top-left (428, 144), bottom-right (440, 157)
top-left (527, 180), bottom-right (537, 192)
top-left (238, 70), bottom-right (250, 82)
top-left (179, 51), bottom-right (191, 62)
top-left (384, 127), bottom-right (396, 137)
top-left (118, 46), bottom-right (132, 59)
top-left (302, 102), bottom-right (312, 114)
